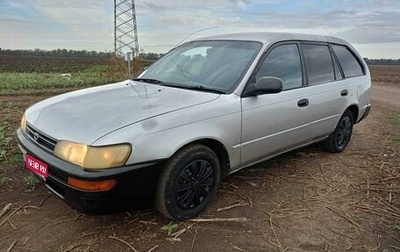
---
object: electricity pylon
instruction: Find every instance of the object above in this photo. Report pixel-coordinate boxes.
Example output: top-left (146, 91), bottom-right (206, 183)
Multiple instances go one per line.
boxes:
top-left (114, 0), bottom-right (139, 57)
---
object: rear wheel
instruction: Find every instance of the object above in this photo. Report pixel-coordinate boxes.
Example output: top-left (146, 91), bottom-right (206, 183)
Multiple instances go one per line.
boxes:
top-left (155, 144), bottom-right (220, 220)
top-left (323, 110), bottom-right (354, 153)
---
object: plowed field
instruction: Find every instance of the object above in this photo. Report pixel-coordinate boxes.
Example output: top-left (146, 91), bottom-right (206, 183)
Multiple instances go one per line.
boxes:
top-left (0, 65), bottom-right (399, 252)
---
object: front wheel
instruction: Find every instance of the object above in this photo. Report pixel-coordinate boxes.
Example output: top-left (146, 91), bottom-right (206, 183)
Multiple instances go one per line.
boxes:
top-left (155, 144), bottom-right (220, 220)
top-left (323, 110), bottom-right (354, 153)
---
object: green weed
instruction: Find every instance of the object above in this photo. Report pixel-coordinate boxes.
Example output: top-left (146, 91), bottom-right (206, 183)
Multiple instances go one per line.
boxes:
top-left (393, 138), bottom-right (400, 148)
top-left (0, 120), bottom-right (13, 162)
top-left (392, 220), bottom-right (400, 232)
top-left (0, 150), bottom-right (6, 161)
top-left (160, 222), bottom-right (178, 236)
top-left (0, 176), bottom-right (12, 187)
top-left (23, 175), bottom-right (39, 189)
top-left (8, 154), bottom-right (23, 165)
top-left (386, 113), bottom-right (400, 125)
top-left (385, 113), bottom-right (400, 148)
top-left (4, 101), bottom-right (19, 109)
top-left (82, 65), bottom-right (109, 73)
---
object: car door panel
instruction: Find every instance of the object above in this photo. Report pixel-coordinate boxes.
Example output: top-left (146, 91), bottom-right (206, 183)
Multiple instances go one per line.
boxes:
top-left (306, 81), bottom-right (348, 138)
top-left (239, 42), bottom-right (314, 167)
top-left (240, 89), bottom-right (311, 167)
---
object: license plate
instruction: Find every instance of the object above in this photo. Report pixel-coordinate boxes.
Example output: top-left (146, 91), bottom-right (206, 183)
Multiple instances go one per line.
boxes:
top-left (26, 154), bottom-right (48, 179)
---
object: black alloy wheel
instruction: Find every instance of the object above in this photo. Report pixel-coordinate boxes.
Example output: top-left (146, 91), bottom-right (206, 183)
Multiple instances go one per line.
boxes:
top-left (336, 116), bottom-right (352, 149)
top-left (323, 110), bottom-right (354, 153)
top-left (155, 144), bottom-right (220, 220)
top-left (175, 160), bottom-right (214, 210)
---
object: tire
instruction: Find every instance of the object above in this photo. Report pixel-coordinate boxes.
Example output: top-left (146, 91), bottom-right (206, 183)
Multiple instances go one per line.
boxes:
top-left (323, 110), bottom-right (354, 153)
top-left (155, 144), bottom-right (220, 220)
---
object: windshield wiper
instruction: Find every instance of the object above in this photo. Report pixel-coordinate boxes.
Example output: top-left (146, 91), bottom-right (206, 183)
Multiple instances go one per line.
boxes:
top-left (162, 83), bottom-right (225, 94)
top-left (187, 85), bottom-right (225, 94)
top-left (133, 78), bottom-right (164, 84)
top-left (134, 79), bottom-right (225, 94)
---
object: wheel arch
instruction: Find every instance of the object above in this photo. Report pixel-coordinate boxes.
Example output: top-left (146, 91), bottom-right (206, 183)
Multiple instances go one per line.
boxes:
top-left (173, 138), bottom-right (231, 180)
top-left (346, 104), bottom-right (359, 123)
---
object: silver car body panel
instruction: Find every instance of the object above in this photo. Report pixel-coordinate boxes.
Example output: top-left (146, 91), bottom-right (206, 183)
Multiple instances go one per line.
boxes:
top-left (93, 94), bottom-right (242, 167)
top-left (23, 32), bottom-right (371, 173)
top-left (25, 80), bottom-right (220, 144)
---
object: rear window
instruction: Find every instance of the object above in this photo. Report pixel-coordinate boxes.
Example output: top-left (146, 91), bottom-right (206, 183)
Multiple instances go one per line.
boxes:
top-left (302, 44), bottom-right (335, 85)
top-left (331, 44), bottom-right (364, 78)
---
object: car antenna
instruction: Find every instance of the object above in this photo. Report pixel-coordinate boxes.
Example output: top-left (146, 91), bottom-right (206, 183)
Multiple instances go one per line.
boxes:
top-left (176, 27), bottom-right (218, 46)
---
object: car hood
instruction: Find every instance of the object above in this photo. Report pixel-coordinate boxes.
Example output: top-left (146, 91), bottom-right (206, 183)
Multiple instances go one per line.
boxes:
top-left (25, 80), bottom-right (220, 144)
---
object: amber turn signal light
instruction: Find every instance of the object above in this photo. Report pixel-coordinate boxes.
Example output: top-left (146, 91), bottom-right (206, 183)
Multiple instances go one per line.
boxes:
top-left (67, 177), bottom-right (116, 192)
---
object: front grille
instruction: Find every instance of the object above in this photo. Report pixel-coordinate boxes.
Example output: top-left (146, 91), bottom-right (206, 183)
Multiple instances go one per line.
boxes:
top-left (49, 169), bottom-right (67, 183)
top-left (45, 180), bottom-right (65, 199)
top-left (26, 125), bottom-right (57, 152)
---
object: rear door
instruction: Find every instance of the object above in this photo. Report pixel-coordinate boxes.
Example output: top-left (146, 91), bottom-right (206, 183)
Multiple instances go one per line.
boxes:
top-left (300, 43), bottom-right (347, 139)
top-left (302, 43), bottom-right (366, 139)
top-left (240, 43), bottom-right (312, 167)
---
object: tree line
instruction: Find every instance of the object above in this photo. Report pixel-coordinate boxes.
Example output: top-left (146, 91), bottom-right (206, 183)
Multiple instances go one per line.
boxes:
top-left (364, 58), bottom-right (400, 65)
top-left (0, 48), bottom-right (165, 60)
top-left (0, 48), bottom-right (113, 58)
top-left (0, 48), bottom-right (398, 65)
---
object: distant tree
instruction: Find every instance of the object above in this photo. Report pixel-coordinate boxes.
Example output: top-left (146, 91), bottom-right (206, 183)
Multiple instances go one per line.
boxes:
top-left (364, 58), bottom-right (400, 65)
top-left (0, 48), bottom-right (114, 58)
top-left (139, 52), bottom-right (163, 60)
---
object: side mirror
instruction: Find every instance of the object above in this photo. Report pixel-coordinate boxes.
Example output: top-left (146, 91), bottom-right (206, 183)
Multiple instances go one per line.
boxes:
top-left (243, 76), bottom-right (283, 97)
top-left (255, 76), bottom-right (283, 94)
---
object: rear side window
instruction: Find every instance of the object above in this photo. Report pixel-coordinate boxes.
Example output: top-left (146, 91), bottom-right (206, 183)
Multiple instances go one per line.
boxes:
top-left (331, 44), bottom-right (364, 78)
top-left (302, 44), bottom-right (335, 85)
top-left (256, 44), bottom-right (302, 90)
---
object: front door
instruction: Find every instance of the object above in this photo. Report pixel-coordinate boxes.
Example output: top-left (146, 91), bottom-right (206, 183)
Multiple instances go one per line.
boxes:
top-left (240, 43), bottom-right (312, 167)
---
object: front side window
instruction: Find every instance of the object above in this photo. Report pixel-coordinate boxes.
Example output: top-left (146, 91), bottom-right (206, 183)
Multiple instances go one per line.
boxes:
top-left (255, 44), bottom-right (302, 90)
top-left (331, 44), bottom-right (364, 78)
top-left (302, 44), bottom-right (335, 85)
top-left (139, 40), bottom-right (262, 93)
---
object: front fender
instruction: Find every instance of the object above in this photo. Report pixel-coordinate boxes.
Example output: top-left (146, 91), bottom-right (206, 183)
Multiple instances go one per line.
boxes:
top-left (93, 94), bottom-right (242, 170)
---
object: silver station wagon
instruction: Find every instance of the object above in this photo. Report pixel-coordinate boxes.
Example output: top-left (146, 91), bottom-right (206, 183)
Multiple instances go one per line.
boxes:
top-left (18, 32), bottom-right (371, 220)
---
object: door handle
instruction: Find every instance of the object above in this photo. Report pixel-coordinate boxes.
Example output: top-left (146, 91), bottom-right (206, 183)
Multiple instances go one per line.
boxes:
top-left (341, 89), bottom-right (348, 96)
top-left (297, 98), bottom-right (309, 107)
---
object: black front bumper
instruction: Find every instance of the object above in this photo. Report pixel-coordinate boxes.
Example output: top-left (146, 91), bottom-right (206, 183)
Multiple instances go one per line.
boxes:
top-left (17, 129), bottom-right (165, 213)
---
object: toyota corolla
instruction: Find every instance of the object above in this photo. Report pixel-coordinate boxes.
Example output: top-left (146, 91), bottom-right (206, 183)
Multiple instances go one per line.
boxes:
top-left (18, 32), bottom-right (371, 220)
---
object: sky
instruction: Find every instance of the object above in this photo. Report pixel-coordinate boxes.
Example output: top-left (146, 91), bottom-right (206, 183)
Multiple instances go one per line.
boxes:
top-left (0, 0), bottom-right (400, 59)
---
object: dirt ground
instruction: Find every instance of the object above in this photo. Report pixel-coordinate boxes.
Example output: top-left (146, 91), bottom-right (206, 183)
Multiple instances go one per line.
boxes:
top-left (0, 65), bottom-right (399, 252)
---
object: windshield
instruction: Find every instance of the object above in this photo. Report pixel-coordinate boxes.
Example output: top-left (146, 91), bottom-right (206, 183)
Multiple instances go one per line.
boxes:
top-left (138, 40), bottom-right (262, 93)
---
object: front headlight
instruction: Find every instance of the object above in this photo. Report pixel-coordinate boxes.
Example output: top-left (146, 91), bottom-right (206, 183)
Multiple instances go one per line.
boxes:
top-left (20, 113), bottom-right (27, 134)
top-left (54, 141), bottom-right (132, 169)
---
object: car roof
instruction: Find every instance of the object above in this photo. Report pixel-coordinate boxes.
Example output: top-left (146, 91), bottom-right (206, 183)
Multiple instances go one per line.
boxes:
top-left (194, 32), bottom-right (349, 46)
